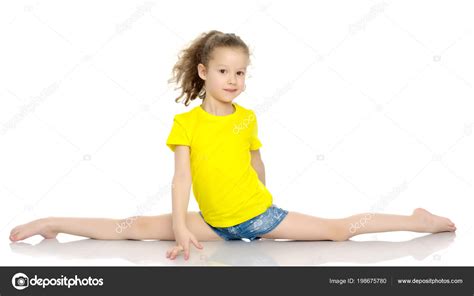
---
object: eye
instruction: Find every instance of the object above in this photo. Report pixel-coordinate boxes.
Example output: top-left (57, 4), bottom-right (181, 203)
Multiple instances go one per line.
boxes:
top-left (237, 71), bottom-right (246, 76)
top-left (219, 69), bottom-right (226, 74)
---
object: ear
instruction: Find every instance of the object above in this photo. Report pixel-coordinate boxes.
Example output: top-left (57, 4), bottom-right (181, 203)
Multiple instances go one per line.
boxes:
top-left (197, 63), bottom-right (207, 80)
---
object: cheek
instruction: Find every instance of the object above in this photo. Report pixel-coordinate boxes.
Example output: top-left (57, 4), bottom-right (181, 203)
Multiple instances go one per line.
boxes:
top-left (207, 74), bottom-right (225, 87)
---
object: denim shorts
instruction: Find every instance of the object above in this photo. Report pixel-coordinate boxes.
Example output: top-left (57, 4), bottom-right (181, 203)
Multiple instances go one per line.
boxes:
top-left (199, 204), bottom-right (289, 241)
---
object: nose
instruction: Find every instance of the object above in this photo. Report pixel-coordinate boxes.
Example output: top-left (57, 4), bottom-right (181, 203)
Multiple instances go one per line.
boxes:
top-left (228, 74), bottom-right (237, 84)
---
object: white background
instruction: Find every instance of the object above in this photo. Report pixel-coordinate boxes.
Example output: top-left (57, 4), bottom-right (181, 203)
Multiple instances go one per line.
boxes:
top-left (1, 0), bottom-right (473, 266)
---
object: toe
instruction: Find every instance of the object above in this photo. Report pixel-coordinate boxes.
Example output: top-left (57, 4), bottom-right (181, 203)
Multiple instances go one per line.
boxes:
top-left (10, 229), bottom-right (25, 241)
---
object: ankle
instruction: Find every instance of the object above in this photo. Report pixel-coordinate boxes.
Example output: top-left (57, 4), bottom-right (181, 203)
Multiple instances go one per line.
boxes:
top-left (41, 217), bottom-right (57, 232)
top-left (408, 213), bottom-right (424, 232)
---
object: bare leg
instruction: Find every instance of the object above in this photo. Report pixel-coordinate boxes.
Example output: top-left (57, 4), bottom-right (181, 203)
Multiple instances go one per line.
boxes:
top-left (9, 212), bottom-right (223, 242)
top-left (261, 208), bottom-right (456, 241)
top-left (339, 208), bottom-right (456, 239)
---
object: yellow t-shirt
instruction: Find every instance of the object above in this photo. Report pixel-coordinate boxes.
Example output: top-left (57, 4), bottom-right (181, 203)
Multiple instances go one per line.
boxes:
top-left (166, 102), bottom-right (273, 227)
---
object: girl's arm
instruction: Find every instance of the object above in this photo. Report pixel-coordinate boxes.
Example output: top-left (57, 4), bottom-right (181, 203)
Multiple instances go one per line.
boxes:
top-left (167, 145), bottom-right (203, 261)
top-left (171, 145), bottom-right (192, 230)
top-left (250, 149), bottom-right (266, 186)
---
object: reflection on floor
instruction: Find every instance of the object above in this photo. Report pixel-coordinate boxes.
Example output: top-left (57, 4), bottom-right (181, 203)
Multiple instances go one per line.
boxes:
top-left (5, 232), bottom-right (461, 266)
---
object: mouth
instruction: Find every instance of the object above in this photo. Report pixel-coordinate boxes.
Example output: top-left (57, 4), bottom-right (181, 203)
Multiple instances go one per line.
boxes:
top-left (224, 89), bottom-right (237, 93)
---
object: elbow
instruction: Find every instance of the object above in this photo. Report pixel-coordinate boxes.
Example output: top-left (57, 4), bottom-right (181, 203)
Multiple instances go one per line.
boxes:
top-left (172, 172), bottom-right (192, 185)
top-left (251, 160), bottom-right (264, 172)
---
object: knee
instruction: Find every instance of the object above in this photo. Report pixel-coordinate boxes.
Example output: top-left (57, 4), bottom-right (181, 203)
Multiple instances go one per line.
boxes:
top-left (331, 233), bottom-right (349, 242)
top-left (329, 223), bottom-right (350, 242)
top-left (331, 234), bottom-right (349, 242)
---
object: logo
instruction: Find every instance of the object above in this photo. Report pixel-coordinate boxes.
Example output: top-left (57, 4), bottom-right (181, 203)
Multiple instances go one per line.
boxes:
top-left (12, 273), bottom-right (29, 290)
top-left (11, 272), bottom-right (104, 290)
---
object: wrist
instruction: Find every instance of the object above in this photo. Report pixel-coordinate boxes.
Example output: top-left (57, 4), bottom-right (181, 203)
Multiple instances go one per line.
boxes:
top-left (172, 221), bottom-right (187, 231)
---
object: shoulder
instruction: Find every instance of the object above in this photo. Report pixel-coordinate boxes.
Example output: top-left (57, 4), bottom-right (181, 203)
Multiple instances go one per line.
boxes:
top-left (173, 106), bottom-right (200, 125)
top-left (235, 103), bottom-right (257, 118)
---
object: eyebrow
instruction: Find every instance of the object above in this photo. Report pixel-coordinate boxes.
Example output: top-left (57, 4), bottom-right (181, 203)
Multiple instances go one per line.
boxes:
top-left (217, 64), bottom-right (247, 70)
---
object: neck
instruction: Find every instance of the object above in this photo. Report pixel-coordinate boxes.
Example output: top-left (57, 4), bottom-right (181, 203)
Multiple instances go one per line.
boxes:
top-left (201, 98), bottom-right (235, 116)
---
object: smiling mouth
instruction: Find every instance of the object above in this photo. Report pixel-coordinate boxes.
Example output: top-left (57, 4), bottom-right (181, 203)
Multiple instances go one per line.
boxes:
top-left (224, 89), bottom-right (237, 92)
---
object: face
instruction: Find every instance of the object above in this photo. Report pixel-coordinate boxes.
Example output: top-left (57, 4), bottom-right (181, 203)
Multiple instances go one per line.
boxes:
top-left (197, 47), bottom-right (249, 103)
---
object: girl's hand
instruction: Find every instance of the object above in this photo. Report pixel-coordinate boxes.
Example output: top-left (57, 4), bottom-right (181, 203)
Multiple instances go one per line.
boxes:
top-left (166, 226), bottom-right (203, 260)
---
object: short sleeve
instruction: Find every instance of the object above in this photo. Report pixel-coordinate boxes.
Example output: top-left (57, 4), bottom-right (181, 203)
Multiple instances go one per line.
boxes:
top-left (249, 112), bottom-right (262, 150)
top-left (166, 116), bottom-right (190, 152)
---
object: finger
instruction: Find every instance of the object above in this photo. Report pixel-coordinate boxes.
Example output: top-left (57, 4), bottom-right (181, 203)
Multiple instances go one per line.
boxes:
top-left (170, 247), bottom-right (180, 259)
top-left (174, 245), bottom-right (184, 259)
top-left (166, 246), bottom-right (178, 258)
top-left (171, 251), bottom-right (178, 260)
top-left (191, 237), bottom-right (203, 249)
top-left (184, 244), bottom-right (190, 260)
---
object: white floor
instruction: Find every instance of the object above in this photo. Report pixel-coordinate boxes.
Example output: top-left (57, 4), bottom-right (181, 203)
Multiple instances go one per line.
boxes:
top-left (2, 229), bottom-right (472, 266)
top-left (2, 0), bottom-right (474, 268)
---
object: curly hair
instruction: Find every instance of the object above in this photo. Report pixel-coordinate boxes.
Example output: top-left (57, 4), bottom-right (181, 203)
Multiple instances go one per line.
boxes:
top-left (168, 30), bottom-right (250, 107)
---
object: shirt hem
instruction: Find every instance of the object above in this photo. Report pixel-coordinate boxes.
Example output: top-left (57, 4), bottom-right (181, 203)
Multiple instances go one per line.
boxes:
top-left (205, 203), bottom-right (271, 228)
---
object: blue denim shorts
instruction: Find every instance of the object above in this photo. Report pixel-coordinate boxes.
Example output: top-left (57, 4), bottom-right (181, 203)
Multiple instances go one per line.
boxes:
top-left (199, 204), bottom-right (289, 241)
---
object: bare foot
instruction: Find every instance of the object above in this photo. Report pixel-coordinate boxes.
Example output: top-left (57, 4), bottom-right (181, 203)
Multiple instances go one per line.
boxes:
top-left (9, 218), bottom-right (58, 242)
top-left (411, 208), bottom-right (457, 233)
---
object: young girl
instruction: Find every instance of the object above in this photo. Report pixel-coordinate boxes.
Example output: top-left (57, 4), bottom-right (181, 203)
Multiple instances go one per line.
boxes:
top-left (9, 30), bottom-right (456, 261)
